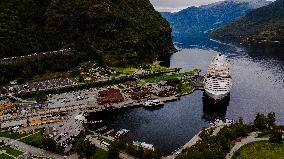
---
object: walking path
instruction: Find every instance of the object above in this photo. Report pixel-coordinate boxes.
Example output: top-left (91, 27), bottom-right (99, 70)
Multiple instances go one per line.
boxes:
top-left (163, 129), bottom-right (204, 159)
top-left (163, 123), bottom-right (231, 159)
top-left (0, 137), bottom-right (65, 159)
top-left (225, 134), bottom-right (269, 159)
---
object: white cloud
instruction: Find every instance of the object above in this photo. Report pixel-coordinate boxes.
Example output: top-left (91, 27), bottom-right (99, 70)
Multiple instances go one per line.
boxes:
top-left (150, 0), bottom-right (224, 12)
top-left (150, 0), bottom-right (276, 12)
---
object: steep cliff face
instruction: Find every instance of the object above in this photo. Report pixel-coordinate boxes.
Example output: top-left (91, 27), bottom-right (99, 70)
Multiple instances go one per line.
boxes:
top-left (0, 0), bottom-right (175, 65)
top-left (211, 0), bottom-right (284, 46)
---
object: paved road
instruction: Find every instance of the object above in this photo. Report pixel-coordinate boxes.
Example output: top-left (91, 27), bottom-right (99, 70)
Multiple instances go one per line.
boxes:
top-left (225, 134), bottom-right (269, 159)
top-left (163, 124), bottom-right (231, 159)
top-left (212, 126), bottom-right (224, 136)
top-left (163, 130), bottom-right (202, 159)
top-left (0, 137), bottom-right (65, 159)
top-left (53, 111), bottom-right (84, 152)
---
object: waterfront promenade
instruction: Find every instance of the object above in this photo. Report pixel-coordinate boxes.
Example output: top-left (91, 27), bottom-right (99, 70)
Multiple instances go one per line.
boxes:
top-left (0, 132), bottom-right (67, 159)
top-left (225, 133), bottom-right (269, 159)
top-left (163, 120), bottom-right (232, 159)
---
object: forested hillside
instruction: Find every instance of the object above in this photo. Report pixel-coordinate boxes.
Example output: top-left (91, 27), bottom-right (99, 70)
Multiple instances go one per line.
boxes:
top-left (211, 0), bottom-right (284, 45)
top-left (0, 0), bottom-right (175, 65)
top-left (160, 0), bottom-right (270, 34)
top-left (0, 0), bottom-right (175, 86)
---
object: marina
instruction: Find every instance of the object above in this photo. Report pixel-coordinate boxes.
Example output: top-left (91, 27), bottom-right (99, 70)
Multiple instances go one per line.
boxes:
top-left (0, 34), bottom-right (283, 156)
top-left (1, 0), bottom-right (283, 158)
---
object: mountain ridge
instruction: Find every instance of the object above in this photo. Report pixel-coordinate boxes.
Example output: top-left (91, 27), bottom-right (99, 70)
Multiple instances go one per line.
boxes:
top-left (211, 0), bottom-right (284, 45)
top-left (161, 0), bottom-right (271, 34)
top-left (200, 0), bottom-right (271, 9)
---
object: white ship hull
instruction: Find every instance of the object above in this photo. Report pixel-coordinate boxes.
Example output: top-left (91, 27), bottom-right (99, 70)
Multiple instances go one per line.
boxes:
top-left (204, 89), bottom-right (230, 100)
top-left (204, 76), bottom-right (232, 100)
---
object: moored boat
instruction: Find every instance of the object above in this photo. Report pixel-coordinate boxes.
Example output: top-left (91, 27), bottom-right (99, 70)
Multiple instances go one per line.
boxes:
top-left (204, 54), bottom-right (232, 100)
top-left (144, 99), bottom-right (164, 107)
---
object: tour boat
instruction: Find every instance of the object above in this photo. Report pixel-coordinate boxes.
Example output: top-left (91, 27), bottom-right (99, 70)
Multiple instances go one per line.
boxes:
top-left (116, 129), bottom-right (130, 137)
top-left (144, 99), bottom-right (164, 107)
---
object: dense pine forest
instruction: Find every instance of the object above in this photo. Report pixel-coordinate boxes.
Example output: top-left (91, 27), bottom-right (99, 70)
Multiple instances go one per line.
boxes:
top-left (0, 0), bottom-right (175, 86)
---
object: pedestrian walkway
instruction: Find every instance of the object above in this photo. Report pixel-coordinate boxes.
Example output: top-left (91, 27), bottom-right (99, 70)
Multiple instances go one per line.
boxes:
top-left (225, 134), bottom-right (269, 159)
top-left (0, 136), bottom-right (65, 159)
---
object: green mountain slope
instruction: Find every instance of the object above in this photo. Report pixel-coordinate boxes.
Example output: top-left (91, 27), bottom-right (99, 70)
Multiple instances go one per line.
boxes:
top-left (0, 0), bottom-right (175, 65)
top-left (161, 0), bottom-right (270, 34)
top-left (211, 0), bottom-right (284, 45)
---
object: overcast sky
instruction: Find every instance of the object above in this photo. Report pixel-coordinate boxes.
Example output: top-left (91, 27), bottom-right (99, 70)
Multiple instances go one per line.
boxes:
top-left (150, 0), bottom-right (222, 12)
top-left (150, 0), bottom-right (274, 12)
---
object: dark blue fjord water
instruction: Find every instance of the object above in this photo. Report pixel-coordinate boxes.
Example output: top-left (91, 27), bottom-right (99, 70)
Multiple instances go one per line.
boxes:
top-left (88, 33), bottom-right (284, 155)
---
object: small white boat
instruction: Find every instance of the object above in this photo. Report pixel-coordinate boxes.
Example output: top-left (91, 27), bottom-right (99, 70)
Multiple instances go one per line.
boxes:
top-left (144, 99), bottom-right (164, 107)
top-left (133, 141), bottom-right (154, 150)
top-left (116, 129), bottom-right (130, 137)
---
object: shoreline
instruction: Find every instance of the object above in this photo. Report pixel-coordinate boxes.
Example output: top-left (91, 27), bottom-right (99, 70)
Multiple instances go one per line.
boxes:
top-left (163, 121), bottom-right (233, 159)
top-left (1, 71), bottom-right (202, 128)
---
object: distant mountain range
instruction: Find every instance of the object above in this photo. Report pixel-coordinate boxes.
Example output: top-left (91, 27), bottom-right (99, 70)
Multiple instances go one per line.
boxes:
top-left (161, 0), bottom-right (271, 34)
top-left (211, 0), bottom-right (284, 45)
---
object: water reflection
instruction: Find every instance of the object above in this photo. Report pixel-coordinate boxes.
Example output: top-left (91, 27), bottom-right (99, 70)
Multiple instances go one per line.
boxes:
top-left (202, 93), bottom-right (230, 122)
top-left (143, 105), bottom-right (164, 111)
top-left (172, 33), bottom-right (237, 54)
top-left (173, 33), bottom-right (284, 61)
top-left (85, 32), bottom-right (284, 155)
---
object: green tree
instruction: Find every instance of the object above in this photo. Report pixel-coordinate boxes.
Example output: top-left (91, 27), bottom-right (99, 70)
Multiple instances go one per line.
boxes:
top-left (72, 131), bottom-right (97, 158)
top-left (36, 91), bottom-right (47, 102)
top-left (71, 69), bottom-right (80, 77)
top-left (269, 130), bottom-right (283, 143)
top-left (73, 139), bottom-right (96, 158)
top-left (267, 112), bottom-right (276, 127)
top-left (78, 76), bottom-right (84, 83)
top-left (42, 137), bottom-right (64, 154)
top-left (253, 113), bottom-right (268, 130)
top-left (107, 143), bottom-right (119, 159)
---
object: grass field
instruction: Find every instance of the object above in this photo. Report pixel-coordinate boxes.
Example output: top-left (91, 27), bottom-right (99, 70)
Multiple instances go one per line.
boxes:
top-left (0, 145), bottom-right (23, 158)
top-left (92, 148), bottom-right (108, 159)
top-left (0, 131), bottom-right (26, 140)
top-left (141, 70), bottom-right (198, 83)
top-left (0, 153), bottom-right (14, 159)
top-left (233, 141), bottom-right (284, 159)
top-left (144, 64), bottom-right (173, 73)
top-left (0, 145), bottom-right (23, 157)
top-left (20, 131), bottom-right (43, 146)
top-left (111, 67), bottom-right (137, 75)
top-left (20, 131), bottom-right (64, 154)
top-left (180, 83), bottom-right (194, 95)
top-left (111, 64), bottom-right (177, 76)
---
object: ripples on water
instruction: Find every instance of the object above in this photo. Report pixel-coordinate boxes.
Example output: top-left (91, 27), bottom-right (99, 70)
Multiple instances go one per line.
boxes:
top-left (88, 34), bottom-right (284, 155)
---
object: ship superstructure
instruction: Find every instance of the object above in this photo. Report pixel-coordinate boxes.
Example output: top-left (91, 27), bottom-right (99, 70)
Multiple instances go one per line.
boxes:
top-left (204, 54), bottom-right (232, 100)
top-left (208, 55), bottom-right (231, 77)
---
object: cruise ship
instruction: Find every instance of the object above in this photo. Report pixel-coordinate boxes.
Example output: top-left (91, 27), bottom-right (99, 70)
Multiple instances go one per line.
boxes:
top-left (204, 54), bottom-right (232, 100)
